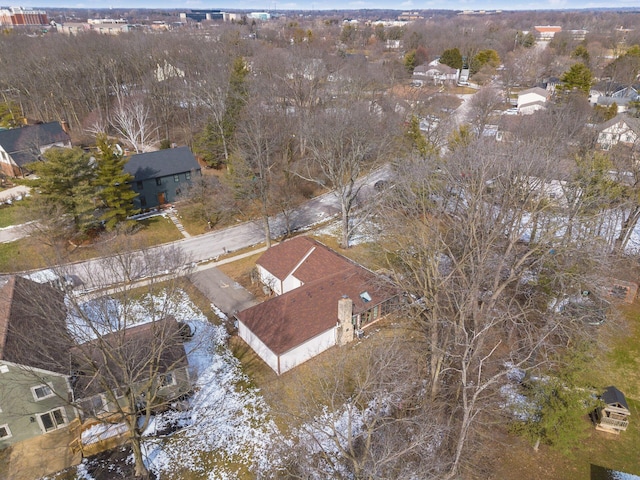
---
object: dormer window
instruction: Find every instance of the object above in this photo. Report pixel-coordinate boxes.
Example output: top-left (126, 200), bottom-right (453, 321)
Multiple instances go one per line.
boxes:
top-left (360, 291), bottom-right (372, 303)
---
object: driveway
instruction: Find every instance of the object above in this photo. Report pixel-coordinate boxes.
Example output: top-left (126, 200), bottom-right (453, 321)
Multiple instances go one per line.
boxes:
top-left (0, 184), bottom-right (29, 203)
top-left (190, 265), bottom-right (258, 318)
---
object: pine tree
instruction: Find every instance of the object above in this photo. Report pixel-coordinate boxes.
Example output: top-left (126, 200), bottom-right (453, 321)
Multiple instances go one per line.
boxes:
top-left (94, 136), bottom-right (138, 231)
top-left (29, 147), bottom-right (96, 236)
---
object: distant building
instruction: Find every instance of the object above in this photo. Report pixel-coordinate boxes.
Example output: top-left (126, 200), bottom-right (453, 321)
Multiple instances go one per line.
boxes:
top-left (248, 12), bottom-right (270, 21)
top-left (180, 10), bottom-right (223, 22)
top-left (0, 6), bottom-right (48, 26)
top-left (534, 25), bottom-right (562, 40)
top-left (398, 11), bottom-right (423, 21)
top-left (56, 18), bottom-right (134, 35)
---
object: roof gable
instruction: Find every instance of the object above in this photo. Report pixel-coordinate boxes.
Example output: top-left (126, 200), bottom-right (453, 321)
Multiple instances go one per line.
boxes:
top-left (71, 316), bottom-right (188, 397)
top-left (518, 87), bottom-right (548, 98)
top-left (257, 236), bottom-right (352, 284)
top-left (602, 385), bottom-right (630, 411)
top-left (124, 146), bottom-right (200, 181)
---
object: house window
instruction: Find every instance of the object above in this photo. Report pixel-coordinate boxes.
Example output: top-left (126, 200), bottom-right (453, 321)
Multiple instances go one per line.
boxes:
top-left (38, 407), bottom-right (67, 432)
top-left (174, 174), bottom-right (180, 183)
top-left (140, 196), bottom-right (147, 207)
top-left (136, 181), bottom-right (143, 190)
top-left (156, 178), bottom-right (162, 186)
top-left (32, 384), bottom-right (54, 401)
top-left (185, 172), bottom-right (191, 180)
top-left (160, 372), bottom-right (176, 388)
top-left (360, 291), bottom-right (372, 303)
top-left (0, 424), bottom-right (11, 440)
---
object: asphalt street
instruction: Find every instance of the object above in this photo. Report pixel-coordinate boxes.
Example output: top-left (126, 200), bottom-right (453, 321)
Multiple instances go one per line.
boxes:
top-left (14, 165), bottom-right (392, 291)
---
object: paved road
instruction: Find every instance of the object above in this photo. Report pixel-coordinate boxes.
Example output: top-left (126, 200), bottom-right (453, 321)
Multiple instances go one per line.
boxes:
top-left (27, 166), bottom-right (392, 290)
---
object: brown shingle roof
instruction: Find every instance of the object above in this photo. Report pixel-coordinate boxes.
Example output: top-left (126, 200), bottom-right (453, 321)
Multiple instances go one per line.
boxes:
top-left (0, 276), bottom-right (71, 373)
top-left (237, 263), bottom-right (396, 355)
top-left (257, 236), bottom-right (354, 284)
top-left (71, 316), bottom-right (188, 397)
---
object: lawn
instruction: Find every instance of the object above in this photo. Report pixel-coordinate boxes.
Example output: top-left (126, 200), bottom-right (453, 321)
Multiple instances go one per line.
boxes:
top-left (493, 300), bottom-right (640, 480)
top-left (0, 200), bottom-right (32, 228)
top-left (0, 214), bottom-right (182, 273)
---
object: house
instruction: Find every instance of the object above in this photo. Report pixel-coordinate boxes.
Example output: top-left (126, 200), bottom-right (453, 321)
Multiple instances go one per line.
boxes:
top-left (596, 86), bottom-right (639, 113)
top-left (516, 87), bottom-right (549, 115)
top-left (596, 114), bottom-right (640, 150)
top-left (1, 274), bottom-right (191, 470)
top-left (594, 386), bottom-right (630, 434)
top-left (70, 316), bottom-right (191, 455)
top-left (0, 122), bottom-right (72, 178)
top-left (0, 276), bottom-right (78, 450)
top-left (124, 146), bottom-right (202, 210)
top-left (413, 63), bottom-right (459, 86)
top-left (236, 236), bottom-right (400, 375)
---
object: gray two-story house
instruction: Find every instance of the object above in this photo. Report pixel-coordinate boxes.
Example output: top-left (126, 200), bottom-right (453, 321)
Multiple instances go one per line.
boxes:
top-left (124, 146), bottom-right (201, 210)
top-left (0, 276), bottom-right (78, 449)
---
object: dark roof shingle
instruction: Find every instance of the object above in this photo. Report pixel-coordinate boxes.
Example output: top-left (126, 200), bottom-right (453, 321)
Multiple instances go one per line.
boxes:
top-left (124, 146), bottom-right (200, 181)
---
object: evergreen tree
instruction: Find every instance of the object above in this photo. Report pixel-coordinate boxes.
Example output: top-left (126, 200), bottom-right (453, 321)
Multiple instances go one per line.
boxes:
top-left (558, 63), bottom-right (593, 96)
top-left (193, 57), bottom-right (248, 169)
top-left (29, 147), bottom-right (96, 236)
top-left (404, 50), bottom-right (417, 74)
top-left (440, 48), bottom-right (463, 70)
top-left (94, 136), bottom-right (138, 231)
top-left (406, 115), bottom-right (432, 157)
top-left (471, 49), bottom-right (500, 75)
top-left (511, 347), bottom-right (601, 453)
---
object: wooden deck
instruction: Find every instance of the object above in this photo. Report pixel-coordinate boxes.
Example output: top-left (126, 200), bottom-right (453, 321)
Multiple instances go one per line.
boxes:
top-left (3, 420), bottom-right (82, 480)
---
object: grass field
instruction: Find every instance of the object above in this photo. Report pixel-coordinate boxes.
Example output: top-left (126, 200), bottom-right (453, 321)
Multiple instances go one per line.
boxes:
top-left (0, 214), bottom-right (182, 273)
top-left (493, 300), bottom-right (640, 479)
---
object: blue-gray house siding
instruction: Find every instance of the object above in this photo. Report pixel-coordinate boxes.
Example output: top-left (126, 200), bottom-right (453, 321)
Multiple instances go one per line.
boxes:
top-left (124, 147), bottom-right (202, 210)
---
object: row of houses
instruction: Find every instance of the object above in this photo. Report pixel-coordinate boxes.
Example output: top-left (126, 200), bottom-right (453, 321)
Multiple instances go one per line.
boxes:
top-left (0, 122), bottom-right (201, 210)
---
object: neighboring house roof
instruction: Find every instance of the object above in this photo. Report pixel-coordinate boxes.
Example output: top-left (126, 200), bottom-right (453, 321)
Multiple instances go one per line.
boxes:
top-left (0, 275), bottom-right (70, 373)
top-left (239, 236), bottom-right (398, 355)
top-left (612, 86), bottom-right (639, 99)
top-left (0, 122), bottom-right (70, 167)
top-left (602, 385), bottom-right (629, 411)
top-left (237, 264), bottom-right (394, 355)
top-left (124, 146), bottom-right (200, 182)
top-left (597, 114), bottom-right (640, 134)
top-left (518, 87), bottom-right (548, 98)
top-left (71, 316), bottom-right (189, 397)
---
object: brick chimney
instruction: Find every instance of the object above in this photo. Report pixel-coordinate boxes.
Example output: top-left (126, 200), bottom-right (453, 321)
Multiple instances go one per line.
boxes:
top-left (336, 296), bottom-right (354, 346)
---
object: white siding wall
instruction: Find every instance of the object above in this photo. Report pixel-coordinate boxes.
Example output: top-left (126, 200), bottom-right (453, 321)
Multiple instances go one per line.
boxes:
top-left (279, 328), bottom-right (336, 374)
top-left (238, 321), bottom-right (279, 372)
top-left (517, 92), bottom-right (545, 109)
top-left (257, 265), bottom-right (282, 296)
top-left (282, 274), bottom-right (303, 294)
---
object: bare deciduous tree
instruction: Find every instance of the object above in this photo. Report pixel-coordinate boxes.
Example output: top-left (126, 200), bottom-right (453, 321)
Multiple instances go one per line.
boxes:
top-left (6, 244), bottom-right (196, 479)
top-left (111, 96), bottom-right (159, 153)
top-left (299, 102), bottom-right (397, 248)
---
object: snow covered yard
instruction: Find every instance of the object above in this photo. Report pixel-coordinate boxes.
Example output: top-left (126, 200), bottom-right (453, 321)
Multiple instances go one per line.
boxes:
top-left (54, 291), bottom-right (280, 480)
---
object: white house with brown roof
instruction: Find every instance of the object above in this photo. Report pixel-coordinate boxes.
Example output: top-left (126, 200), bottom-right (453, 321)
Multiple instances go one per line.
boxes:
top-left (236, 237), bottom-right (399, 375)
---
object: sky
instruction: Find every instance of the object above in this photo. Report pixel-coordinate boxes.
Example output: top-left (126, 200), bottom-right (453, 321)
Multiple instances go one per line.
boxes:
top-left (18, 0), bottom-right (640, 12)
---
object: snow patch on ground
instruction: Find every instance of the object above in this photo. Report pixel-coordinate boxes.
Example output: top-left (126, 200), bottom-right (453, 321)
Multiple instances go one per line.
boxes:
top-left (81, 423), bottom-right (128, 445)
top-left (132, 296), bottom-right (280, 478)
